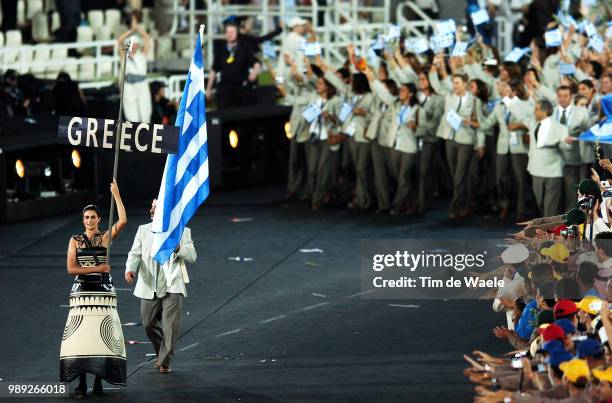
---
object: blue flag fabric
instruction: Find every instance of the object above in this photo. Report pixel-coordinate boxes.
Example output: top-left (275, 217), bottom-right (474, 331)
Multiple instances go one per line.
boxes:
top-left (151, 33), bottom-right (210, 264)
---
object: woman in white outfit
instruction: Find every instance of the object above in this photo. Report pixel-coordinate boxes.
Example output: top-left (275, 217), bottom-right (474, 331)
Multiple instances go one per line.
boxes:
top-left (117, 11), bottom-right (152, 124)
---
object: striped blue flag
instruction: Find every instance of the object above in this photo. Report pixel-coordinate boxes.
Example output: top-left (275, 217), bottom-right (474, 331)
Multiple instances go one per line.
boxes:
top-left (151, 33), bottom-right (209, 264)
top-left (578, 94), bottom-right (612, 143)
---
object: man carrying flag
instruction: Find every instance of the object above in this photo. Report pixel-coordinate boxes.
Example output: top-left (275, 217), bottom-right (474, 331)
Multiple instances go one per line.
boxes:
top-left (124, 26), bottom-right (209, 374)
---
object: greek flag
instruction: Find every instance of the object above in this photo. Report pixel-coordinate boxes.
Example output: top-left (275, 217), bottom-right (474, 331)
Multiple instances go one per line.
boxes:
top-left (151, 32), bottom-right (209, 264)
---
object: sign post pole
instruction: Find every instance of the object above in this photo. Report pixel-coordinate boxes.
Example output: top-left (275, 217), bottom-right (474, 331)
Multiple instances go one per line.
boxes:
top-left (106, 39), bottom-right (133, 263)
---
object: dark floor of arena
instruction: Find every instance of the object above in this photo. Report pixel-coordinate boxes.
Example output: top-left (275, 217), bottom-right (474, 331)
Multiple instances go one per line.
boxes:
top-left (0, 187), bottom-right (515, 402)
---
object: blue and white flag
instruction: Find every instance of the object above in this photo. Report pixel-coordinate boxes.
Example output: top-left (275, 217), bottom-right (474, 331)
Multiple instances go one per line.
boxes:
top-left (470, 9), bottom-right (490, 26)
top-left (451, 41), bottom-right (469, 57)
top-left (435, 19), bottom-right (456, 36)
top-left (504, 47), bottom-right (530, 63)
top-left (386, 24), bottom-right (401, 41)
top-left (578, 95), bottom-right (612, 143)
top-left (589, 35), bottom-right (605, 53)
top-left (405, 37), bottom-right (429, 54)
top-left (262, 41), bottom-right (277, 59)
top-left (559, 62), bottom-right (576, 75)
top-left (151, 32), bottom-right (210, 264)
top-left (544, 29), bottom-right (562, 47)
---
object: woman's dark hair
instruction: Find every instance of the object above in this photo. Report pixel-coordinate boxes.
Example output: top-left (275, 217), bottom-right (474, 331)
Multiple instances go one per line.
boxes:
top-left (310, 64), bottom-right (324, 78)
top-left (502, 62), bottom-right (523, 81)
top-left (418, 66), bottom-right (436, 94)
top-left (351, 73), bottom-right (370, 94)
top-left (131, 9), bottom-right (143, 24)
top-left (470, 78), bottom-right (489, 103)
top-left (589, 61), bottom-right (603, 80)
top-left (378, 62), bottom-right (388, 78)
top-left (402, 82), bottom-right (418, 106)
top-left (554, 277), bottom-right (581, 301)
top-left (525, 67), bottom-right (540, 83)
top-left (509, 79), bottom-right (528, 100)
top-left (337, 67), bottom-right (351, 81)
top-left (384, 79), bottom-right (398, 97)
top-left (322, 78), bottom-right (336, 99)
top-left (405, 52), bottom-right (421, 72)
top-left (484, 60), bottom-right (500, 78)
top-left (82, 204), bottom-right (101, 218)
top-left (452, 73), bottom-right (468, 83)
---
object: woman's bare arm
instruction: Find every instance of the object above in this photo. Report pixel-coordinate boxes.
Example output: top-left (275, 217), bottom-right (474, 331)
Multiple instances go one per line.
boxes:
top-left (66, 238), bottom-right (110, 275)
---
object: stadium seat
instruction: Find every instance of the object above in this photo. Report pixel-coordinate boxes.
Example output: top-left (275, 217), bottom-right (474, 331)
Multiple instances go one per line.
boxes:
top-left (50, 11), bottom-right (60, 32)
top-left (45, 47), bottom-right (67, 77)
top-left (76, 26), bottom-right (94, 55)
top-left (174, 36), bottom-right (192, 61)
top-left (156, 35), bottom-right (173, 60)
top-left (0, 32), bottom-right (4, 48)
top-left (17, 0), bottom-right (25, 26)
top-left (31, 47), bottom-right (51, 76)
top-left (105, 9), bottom-right (121, 31)
top-left (62, 58), bottom-right (78, 80)
top-left (87, 10), bottom-right (104, 30)
top-left (146, 40), bottom-right (155, 62)
top-left (95, 25), bottom-right (113, 41)
top-left (16, 45), bottom-right (34, 73)
top-left (51, 47), bottom-right (68, 60)
top-left (4, 30), bottom-right (23, 64)
top-left (97, 55), bottom-right (114, 78)
top-left (31, 11), bottom-right (50, 42)
top-left (6, 30), bottom-right (23, 47)
top-left (142, 8), bottom-right (153, 30)
top-left (44, 0), bottom-right (56, 12)
top-left (78, 56), bottom-right (96, 81)
top-left (27, 0), bottom-right (44, 19)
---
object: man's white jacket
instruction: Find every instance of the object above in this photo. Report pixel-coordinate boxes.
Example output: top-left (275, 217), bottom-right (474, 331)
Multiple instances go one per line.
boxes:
top-left (125, 223), bottom-right (197, 299)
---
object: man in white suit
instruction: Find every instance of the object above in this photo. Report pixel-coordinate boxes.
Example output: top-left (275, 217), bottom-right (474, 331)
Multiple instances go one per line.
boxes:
top-left (125, 199), bottom-right (197, 373)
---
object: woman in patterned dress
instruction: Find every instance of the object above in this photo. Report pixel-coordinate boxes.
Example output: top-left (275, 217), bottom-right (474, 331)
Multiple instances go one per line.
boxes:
top-left (60, 180), bottom-right (127, 398)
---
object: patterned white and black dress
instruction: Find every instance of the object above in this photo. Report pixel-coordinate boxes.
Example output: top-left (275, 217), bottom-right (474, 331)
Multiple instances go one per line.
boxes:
top-left (59, 233), bottom-right (126, 385)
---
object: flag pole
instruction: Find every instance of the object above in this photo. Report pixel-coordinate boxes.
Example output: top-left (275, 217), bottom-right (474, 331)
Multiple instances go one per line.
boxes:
top-left (106, 39), bottom-right (133, 263)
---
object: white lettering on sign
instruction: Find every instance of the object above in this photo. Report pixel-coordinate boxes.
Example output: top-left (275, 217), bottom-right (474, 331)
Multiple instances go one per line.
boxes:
top-left (151, 124), bottom-right (163, 154)
top-left (86, 118), bottom-right (98, 147)
top-left (67, 117), bottom-right (82, 145)
top-left (103, 119), bottom-right (114, 149)
top-left (134, 123), bottom-right (149, 152)
top-left (120, 122), bottom-right (133, 151)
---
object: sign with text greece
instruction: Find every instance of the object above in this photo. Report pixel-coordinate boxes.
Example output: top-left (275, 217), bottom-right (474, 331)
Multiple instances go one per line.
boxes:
top-left (58, 116), bottom-right (179, 154)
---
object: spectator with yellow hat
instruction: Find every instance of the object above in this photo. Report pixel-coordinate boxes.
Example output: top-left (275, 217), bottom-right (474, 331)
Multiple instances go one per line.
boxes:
top-left (558, 359), bottom-right (592, 402)
top-left (592, 367), bottom-right (612, 402)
